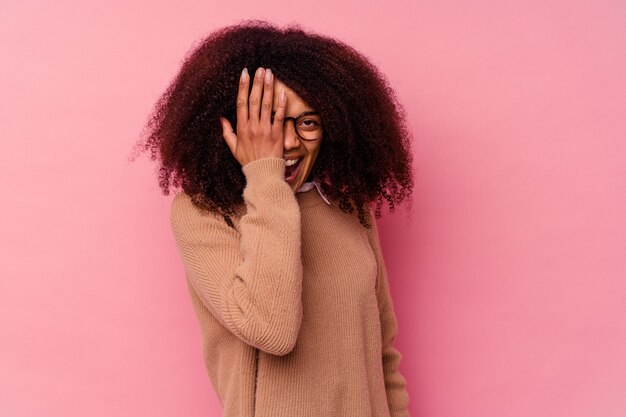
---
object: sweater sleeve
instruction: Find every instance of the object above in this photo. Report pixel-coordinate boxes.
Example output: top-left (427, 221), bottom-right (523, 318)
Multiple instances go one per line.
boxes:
top-left (169, 157), bottom-right (303, 356)
top-left (366, 210), bottom-right (411, 417)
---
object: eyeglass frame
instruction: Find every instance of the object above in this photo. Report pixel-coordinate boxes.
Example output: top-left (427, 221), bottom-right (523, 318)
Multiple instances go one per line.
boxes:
top-left (270, 110), bottom-right (323, 142)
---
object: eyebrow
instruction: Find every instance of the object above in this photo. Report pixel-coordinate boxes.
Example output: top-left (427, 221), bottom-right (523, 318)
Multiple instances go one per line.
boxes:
top-left (270, 110), bottom-right (320, 118)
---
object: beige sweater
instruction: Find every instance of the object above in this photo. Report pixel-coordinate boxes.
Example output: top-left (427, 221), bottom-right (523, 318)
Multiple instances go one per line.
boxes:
top-left (170, 157), bottom-right (410, 417)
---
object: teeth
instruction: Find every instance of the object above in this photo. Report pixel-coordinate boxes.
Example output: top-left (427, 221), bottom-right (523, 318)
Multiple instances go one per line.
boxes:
top-left (285, 158), bottom-right (300, 166)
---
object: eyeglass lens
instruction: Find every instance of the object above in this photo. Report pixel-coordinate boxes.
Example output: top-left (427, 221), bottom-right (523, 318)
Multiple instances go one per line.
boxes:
top-left (270, 113), bottom-right (322, 141)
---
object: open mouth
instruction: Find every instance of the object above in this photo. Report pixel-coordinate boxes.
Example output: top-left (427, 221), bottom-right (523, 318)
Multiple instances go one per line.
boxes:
top-left (285, 158), bottom-right (303, 182)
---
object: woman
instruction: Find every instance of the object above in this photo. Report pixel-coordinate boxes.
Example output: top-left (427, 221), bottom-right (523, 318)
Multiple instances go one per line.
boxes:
top-left (136, 20), bottom-right (414, 417)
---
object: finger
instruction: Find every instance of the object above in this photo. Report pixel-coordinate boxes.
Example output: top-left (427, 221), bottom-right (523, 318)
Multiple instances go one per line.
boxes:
top-left (236, 68), bottom-right (249, 123)
top-left (220, 116), bottom-right (237, 155)
top-left (260, 68), bottom-right (274, 126)
top-left (271, 87), bottom-right (287, 139)
top-left (248, 67), bottom-right (265, 122)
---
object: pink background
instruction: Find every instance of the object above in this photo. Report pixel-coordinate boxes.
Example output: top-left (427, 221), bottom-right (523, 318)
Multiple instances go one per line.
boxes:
top-left (1, 1), bottom-right (625, 416)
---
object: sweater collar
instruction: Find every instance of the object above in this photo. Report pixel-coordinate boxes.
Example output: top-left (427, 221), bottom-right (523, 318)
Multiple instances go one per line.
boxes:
top-left (296, 180), bottom-right (332, 205)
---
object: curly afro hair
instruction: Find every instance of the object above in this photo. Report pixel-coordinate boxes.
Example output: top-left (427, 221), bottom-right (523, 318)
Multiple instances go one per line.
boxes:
top-left (131, 19), bottom-right (414, 229)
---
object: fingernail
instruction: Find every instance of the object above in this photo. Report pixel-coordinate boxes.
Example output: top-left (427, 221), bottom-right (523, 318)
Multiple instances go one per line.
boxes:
top-left (280, 88), bottom-right (286, 103)
top-left (265, 68), bottom-right (272, 83)
top-left (255, 67), bottom-right (264, 78)
top-left (241, 68), bottom-right (248, 82)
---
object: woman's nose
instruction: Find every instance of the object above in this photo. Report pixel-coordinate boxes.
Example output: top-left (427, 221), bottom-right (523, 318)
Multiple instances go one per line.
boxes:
top-left (283, 120), bottom-right (300, 150)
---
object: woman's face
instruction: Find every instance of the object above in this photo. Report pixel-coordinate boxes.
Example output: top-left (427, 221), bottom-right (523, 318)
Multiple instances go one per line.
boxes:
top-left (271, 78), bottom-right (323, 193)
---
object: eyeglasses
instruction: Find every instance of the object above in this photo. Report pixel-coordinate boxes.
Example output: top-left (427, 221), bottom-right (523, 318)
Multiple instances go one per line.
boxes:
top-left (270, 111), bottom-right (323, 141)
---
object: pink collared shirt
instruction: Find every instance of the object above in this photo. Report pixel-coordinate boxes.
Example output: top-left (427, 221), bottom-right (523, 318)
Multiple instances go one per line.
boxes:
top-left (296, 180), bottom-right (332, 205)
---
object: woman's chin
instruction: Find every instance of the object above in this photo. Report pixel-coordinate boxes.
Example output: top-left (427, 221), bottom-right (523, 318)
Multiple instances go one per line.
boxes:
top-left (288, 178), bottom-right (301, 192)
top-left (287, 168), bottom-right (305, 192)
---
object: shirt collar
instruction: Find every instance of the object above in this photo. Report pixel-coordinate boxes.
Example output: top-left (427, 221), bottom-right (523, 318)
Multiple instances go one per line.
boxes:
top-left (296, 179), bottom-right (332, 205)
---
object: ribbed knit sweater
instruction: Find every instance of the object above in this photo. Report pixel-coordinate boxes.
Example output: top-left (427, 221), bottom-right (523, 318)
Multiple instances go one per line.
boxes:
top-left (170, 157), bottom-right (410, 417)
